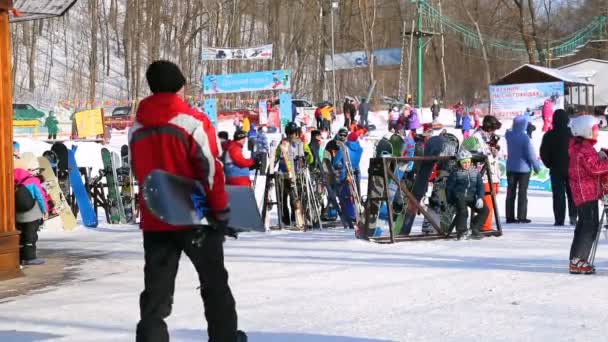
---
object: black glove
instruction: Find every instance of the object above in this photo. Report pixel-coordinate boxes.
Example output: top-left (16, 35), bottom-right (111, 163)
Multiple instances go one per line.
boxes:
top-left (213, 209), bottom-right (238, 239)
top-left (249, 159), bottom-right (261, 170)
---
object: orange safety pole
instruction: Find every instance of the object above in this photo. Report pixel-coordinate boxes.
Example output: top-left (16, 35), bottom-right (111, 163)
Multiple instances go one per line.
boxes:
top-left (0, 6), bottom-right (22, 280)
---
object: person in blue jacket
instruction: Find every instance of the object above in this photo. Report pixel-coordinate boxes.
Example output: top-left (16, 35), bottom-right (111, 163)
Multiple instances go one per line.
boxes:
top-left (505, 115), bottom-right (541, 223)
top-left (328, 128), bottom-right (357, 229)
top-left (346, 131), bottom-right (364, 196)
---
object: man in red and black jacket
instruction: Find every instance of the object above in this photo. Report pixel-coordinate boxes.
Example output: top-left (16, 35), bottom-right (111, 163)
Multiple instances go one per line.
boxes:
top-left (129, 61), bottom-right (244, 342)
top-left (224, 130), bottom-right (258, 186)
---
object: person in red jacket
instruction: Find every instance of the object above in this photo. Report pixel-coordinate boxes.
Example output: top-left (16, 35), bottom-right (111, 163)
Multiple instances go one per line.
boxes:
top-left (129, 60), bottom-right (245, 342)
top-left (225, 130), bottom-right (257, 186)
top-left (568, 115), bottom-right (608, 275)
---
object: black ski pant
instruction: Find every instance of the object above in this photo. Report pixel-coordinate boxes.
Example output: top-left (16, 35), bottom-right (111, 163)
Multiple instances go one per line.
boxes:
top-left (16, 220), bottom-right (40, 262)
top-left (505, 171), bottom-right (531, 221)
top-left (316, 117), bottom-right (322, 129)
top-left (550, 173), bottom-right (576, 225)
top-left (48, 133), bottom-right (57, 140)
top-left (452, 197), bottom-right (489, 234)
top-left (400, 160), bottom-right (436, 235)
top-left (569, 200), bottom-right (599, 261)
top-left (136, 229), bottom-right (237, 342)
top-left (280, 177), bottom-right (297, 225)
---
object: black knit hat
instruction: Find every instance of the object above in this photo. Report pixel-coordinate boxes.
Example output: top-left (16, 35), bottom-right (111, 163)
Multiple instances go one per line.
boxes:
top-left (482, 115), bottom-right (502, 131)
top-left (234, 130), bottom-right (248, 141)
top-left (146, 60), bottom-right (186, 94)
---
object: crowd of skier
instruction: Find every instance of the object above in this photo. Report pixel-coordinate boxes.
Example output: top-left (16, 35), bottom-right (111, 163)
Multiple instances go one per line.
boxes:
top-left (215, 92), bottom-right (608, 277)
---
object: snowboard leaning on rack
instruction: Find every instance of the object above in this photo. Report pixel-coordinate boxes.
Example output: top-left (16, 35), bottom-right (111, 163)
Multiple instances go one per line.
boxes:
top-left (68, 146), bottom-right (98, 228)
top-left (38, 156), bottom-right (78, 231)
top-left (51, 142), bottom-right (71, 206)
top-left (119, 144), bottom-right (136, 223)
top-left (101, 148), bottom-right (125, 224)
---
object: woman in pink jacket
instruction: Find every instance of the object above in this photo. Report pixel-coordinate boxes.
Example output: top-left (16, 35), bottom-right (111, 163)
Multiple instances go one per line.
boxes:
top-left (567, 115), bottom-right (608, 274)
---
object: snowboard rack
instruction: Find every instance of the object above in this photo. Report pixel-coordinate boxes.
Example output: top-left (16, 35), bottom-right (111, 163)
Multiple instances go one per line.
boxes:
top-left (362, 155), bottom-right (503, 244)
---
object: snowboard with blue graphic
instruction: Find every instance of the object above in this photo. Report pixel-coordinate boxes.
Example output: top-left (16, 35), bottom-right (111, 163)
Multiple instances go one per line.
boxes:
top-left (68, 147), bottom-right (98, 228)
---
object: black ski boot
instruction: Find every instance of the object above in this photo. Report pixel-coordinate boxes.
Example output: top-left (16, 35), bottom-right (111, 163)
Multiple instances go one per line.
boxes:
top-left (468, 229), bottom-right (484, 240)
top-left (456, 229), bottom-right (469, 240)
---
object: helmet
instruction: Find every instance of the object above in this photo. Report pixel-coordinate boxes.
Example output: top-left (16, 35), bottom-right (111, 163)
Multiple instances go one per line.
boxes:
top-left (570, 115), bottom-right (599, 139)
top-left (457, 149), bottom-right (472, 162)
top-left (233, 129), bottom-right (247, 141)
top-left (482, 115), bottom-right (502, 131)
top-left (285, 121), bottom-right (299, 135)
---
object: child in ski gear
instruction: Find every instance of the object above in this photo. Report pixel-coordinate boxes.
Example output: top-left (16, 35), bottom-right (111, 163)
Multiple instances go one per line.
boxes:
top-left (44, 111), bottom-right (59, 140)
top-left (462, 115), bottom-right (502, 231)
top-left (540, 109), bottom-right (576, 226)
top-left (505, 115), bottom-right (541, 224)
top-left (14, 168), bottom-right (48, 265)
top-left (225, 130), bottom-right (257, 186)
top-left (461, 112), bottom-right (472, 139)
top-left (446, 150), bottom-right (488, 240)
top-left (568, 115), bottom-right (608, 274)
top-left (129, 60), bottom-right (242, 341)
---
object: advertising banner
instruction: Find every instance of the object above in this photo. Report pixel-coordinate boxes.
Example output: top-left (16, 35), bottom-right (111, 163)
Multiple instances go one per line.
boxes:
top-left (203, 69), bottom-right (291, 94)
top-left (490, 82), bottom-right (564, 119)
top-left (201, 44), bottom-right (273, 61)
top-left (74, 108), bottom-right (104, 138)
top-left (258, 100), bottom-right (268, 125)
top-left (324, 48), bottom-right (401, 71)
top-left (204, 98), bottom-right (218, 127)
top-left (497, 159), bottom-right (552, 192)
top-left (279, 93), bottom-right (293, 129)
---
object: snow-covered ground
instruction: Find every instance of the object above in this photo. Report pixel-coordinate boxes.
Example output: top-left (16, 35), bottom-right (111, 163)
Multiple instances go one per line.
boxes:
top-left (4, 110), bottom-right (608, 341)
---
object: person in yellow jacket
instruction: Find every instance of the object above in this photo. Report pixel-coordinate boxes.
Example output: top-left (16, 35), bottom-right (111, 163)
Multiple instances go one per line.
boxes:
top-left (241, 115), bottom-right (251, 133)
top-left (320, 105), bottom-right (334, 132)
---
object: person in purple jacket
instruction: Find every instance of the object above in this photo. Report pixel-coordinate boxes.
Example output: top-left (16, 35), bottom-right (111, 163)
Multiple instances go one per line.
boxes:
top-left (505, 115), bottom-right (541, 224)
top-left (408, 106), bottom-right (421, 136)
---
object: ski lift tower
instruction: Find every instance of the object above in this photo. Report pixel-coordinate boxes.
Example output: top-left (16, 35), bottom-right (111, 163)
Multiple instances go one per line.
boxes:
top-left (0, 0), bottom-right (79, 280)
top-left (403, 0), bottom-right (436, 108)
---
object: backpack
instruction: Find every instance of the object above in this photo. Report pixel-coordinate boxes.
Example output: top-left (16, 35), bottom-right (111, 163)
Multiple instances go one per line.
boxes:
top-left (15, 180), bottom-right (36, 213)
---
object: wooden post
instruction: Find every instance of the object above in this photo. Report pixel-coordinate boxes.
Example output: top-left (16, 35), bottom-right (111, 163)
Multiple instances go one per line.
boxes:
top-left (0, 6), bottom-right (22, 280)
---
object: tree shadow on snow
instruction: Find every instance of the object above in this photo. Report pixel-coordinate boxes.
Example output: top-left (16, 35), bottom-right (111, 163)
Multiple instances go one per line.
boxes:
top-left (0, 330), bottom-right (63, 341)
top-left (172, 329), bottom-right (395, 342)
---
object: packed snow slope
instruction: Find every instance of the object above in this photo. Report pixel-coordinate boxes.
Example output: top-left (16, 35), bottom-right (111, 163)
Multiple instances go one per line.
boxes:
top-left (3, 110), bottom-right (608, 341)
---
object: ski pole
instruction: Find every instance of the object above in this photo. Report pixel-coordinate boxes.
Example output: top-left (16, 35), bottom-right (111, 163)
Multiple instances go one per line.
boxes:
top-left (589, 204), bottom-right (606, 267)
